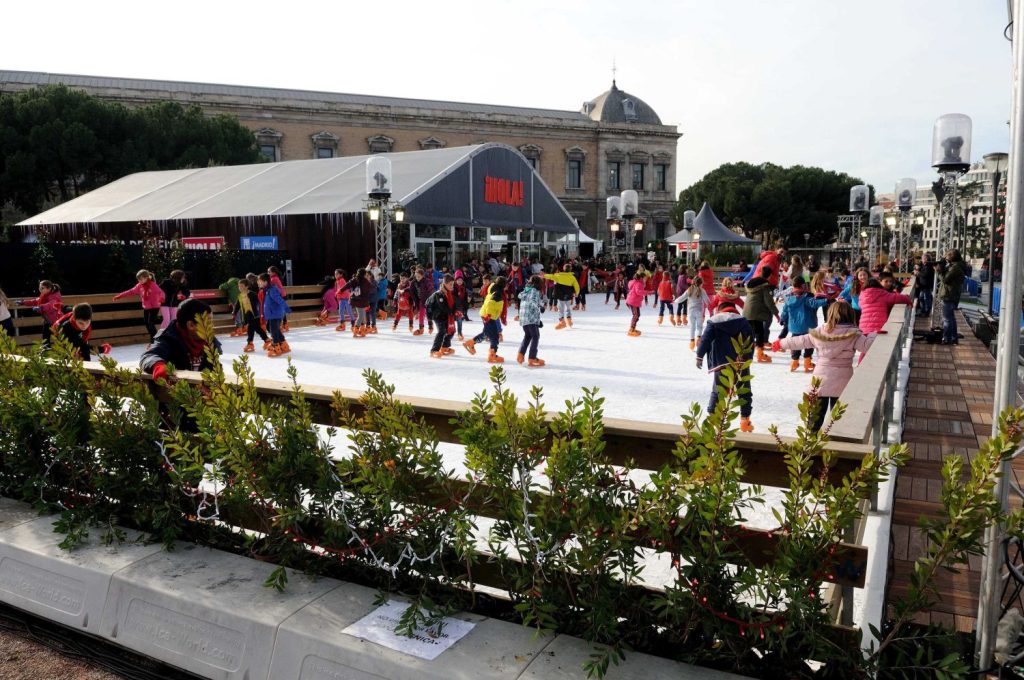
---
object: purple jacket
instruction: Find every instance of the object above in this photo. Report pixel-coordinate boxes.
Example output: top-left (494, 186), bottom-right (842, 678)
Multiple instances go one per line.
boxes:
top-left (413, 276), bottom-right (435, 310)
top-left (778, 324), bottom-right (875, 397)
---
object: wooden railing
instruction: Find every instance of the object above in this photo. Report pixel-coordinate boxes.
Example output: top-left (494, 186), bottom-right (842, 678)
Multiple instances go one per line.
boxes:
top-left (10, 284), bottom-right (328, 347)
top-left (64, 357), bottom-right (875, 630)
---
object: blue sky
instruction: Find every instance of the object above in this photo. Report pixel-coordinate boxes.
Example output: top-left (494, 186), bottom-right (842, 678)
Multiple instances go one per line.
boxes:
top-left (2, 0), bottom-right (1013, 192)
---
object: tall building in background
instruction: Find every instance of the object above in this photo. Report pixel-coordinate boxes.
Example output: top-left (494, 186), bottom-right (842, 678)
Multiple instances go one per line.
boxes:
top-left (915, 160), bottom-right (1006, 262)
top-left (0, 71), bottom-right (681, 248)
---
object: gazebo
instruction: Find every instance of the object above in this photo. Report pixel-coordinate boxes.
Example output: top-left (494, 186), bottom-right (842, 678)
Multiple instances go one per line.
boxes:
top-left (666, 202), bottom-right (759, 258)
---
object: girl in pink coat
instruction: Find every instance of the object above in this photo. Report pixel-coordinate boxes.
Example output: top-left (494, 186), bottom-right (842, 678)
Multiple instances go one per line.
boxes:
top-left (774, 301), bottom-right (874, 432)
top-left (625, 272), bottom-right (647, 336)
top-left (113, 269), bottom-right (166, 343)
top-left (856, 279), bottom-right (911, 335)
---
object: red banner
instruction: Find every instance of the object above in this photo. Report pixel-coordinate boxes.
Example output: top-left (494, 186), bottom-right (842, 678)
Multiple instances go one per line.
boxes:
top-left (181, 236), bottom-right (225, 251)
top-left (483, 176), bottom-right (524, 207)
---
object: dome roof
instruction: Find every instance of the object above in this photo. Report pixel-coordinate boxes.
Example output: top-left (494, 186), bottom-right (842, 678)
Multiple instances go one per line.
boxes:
top-left (581, 81), bottom-right (662, 125)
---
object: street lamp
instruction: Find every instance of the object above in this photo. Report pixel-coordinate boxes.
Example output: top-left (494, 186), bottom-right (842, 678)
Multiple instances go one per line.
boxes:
top-left (606, 196), bottom-right (622, 261)
top-left (984, 152), bottom-right (1008, 316)
top-left (364, 156), bottom-right (405, 275)
top-left (928, 114), bottom-right (972, 329)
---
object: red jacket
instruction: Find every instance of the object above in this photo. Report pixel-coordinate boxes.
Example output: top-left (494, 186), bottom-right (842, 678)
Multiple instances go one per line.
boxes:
top-left (753, 251), bottom-right (780, 287)
top-left (23, 290), bottom-right (64, 325)
top-left (657, 279), bottom-right (674, 302)
top-left (114, 280), bottom-right (165, 309)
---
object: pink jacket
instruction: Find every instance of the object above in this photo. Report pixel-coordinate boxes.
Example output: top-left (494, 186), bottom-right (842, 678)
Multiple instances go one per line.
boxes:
top-left (625, 279), bottom-right (646, 307)
top-left (23, 291), bottom-right (63, 325)
top-left (270, 274), bottom-right (287, 298)
top-left (857, 288), bottom-right (911, 334)
top-left (778, 324), bottom-right (875, 397)
top-left (114, 280), bottom-right (165, 309)
top-left (321, 288), bottom-right (337, 312)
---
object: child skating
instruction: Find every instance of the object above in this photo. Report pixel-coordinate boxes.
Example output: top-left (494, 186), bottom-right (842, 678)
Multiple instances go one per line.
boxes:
top-left (517, 275), bottom-right (545, 367)
top-left (463, 276), bottom-right (506, 363)
top-left (695, 299), bottom-right (755, 432)
top-left (778, 277), bottom-right (827, 372)
top-left (680, 276), bottom-right (711, 350)
top-left (236, 278), bottom-right (269, 352)
top-left (112, 269), bottom-right (165, 344)
top-left (625, 272), bottom-right (646, 337)
top-left (656, 273), bottom-right (675, 325)
top-left (392, 274), bottom-right (416, 332)
top-left (258, 273), bottom-right (290, 356)
top-left (543, 264), bottom-right (580, 329)
top-left (334, 269), bottom-right (355, 331)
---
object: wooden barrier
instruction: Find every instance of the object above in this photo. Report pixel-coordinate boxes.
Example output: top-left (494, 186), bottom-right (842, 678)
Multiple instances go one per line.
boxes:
top-left (10, 284), bottom-right (327, 347)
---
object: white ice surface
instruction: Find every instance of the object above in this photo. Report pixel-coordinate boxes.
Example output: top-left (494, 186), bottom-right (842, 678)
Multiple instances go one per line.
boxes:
top-left (107, 302), bottom-right (813, 436)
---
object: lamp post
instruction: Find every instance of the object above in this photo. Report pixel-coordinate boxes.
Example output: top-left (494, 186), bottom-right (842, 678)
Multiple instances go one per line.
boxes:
top-left (682, 209), bottom-right (696, 267)
top-left (975, 7), bottom-right (1022, 663)
top-left (620, 190), bottom-right (641, 258)
top-left (606, 196), bottom-right (622, 262)
top-left (849, 185), bottom-right (870, 263)
top-left (929, 113), bottom-right (972, 328)
top-left (364, 156), bottom-right (404, 275)
top-left (984, 152), bottom-right (1008, 316)
top-left (895, 178), bottom-right (916, 268)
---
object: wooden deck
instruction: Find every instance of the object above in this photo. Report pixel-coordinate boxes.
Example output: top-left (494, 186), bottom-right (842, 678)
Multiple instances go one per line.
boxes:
top-left (888, 311), bottom-right (999, 632)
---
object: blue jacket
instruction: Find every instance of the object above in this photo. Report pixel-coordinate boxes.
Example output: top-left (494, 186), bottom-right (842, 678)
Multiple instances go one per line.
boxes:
top-left (696, 312), bottom-right (754, 372)
top-left (377, 279), bottom-right (389, 302)
top-left (839, 278), bottom-right (860, 311)
top-left (262, 285), bottom-right (291, 321)
top-left (780, 292), bottom-right (826, 335)
top-left (518, 286), bottom-right (543, 326)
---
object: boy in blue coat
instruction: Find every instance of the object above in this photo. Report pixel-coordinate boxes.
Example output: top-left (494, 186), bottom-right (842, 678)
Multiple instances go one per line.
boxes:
top-left (258, 273), bottom-right (291, 357)
top-left (696, 300), bottom-right (755, 432)
top-left (779, 277), bottom-right (827, 373)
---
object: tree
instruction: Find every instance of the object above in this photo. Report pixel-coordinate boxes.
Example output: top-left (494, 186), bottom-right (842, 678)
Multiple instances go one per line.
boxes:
top-left (671, 162), bottom-right (869, 246)
top-left (0, 85), bottom-right (265, 215)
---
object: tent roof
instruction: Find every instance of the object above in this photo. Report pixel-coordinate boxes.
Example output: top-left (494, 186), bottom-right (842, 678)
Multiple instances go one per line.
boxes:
top-left (554, 229), bottom-right (598, 243)
top-left (665, 202), bottom-right (758, 244)
top-left (18, 143), bottom-right (578, 233)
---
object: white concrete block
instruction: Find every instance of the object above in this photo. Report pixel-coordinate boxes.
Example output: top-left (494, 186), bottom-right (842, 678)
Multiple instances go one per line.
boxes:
top-left (0, 497), bottom-right (46, 531)
top-left (100, 542), bottom-right (340, 680)
top-left (0, 516), bottom-right (162, 633)
top-left (267, 583), bottom-right (554, 680)
top-left (519, 634), bottom-right (747, 680)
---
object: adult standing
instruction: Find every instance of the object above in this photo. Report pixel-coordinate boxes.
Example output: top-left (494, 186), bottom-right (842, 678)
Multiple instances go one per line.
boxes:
top-left (938, 249), bottom-right (966, 345)
top-left (916, 253), bottom-right (935, 316)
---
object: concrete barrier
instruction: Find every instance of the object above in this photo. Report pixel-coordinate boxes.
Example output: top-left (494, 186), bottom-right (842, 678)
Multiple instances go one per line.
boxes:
top-left (0, 510), bottom-right (164, 634)
top-left (99, 543), bottom-right (338, 680)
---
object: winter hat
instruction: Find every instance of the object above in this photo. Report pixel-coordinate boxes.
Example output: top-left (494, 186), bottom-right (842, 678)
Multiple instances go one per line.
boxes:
top-left (717, 300), bottom-right (739, 314)
top-left (454, 269), bottom-right (464, 280)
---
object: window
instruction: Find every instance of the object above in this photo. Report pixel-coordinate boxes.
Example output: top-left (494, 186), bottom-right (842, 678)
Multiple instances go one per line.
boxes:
top-left (259, 144), bottom-right (277, 161)
top-left (655, 164), bottom-right (667, 191)
top-left (567, 160), bottom-right (582, 189)
top-left (419, 136), bottom-right (446, 150)
top-left (311, 130), bottom-right (339, 159)
top-left (528, 157), bottom-right (537, 169)
top-left (631, 163), bottom-right (645, 190)
top-left (656, 221), bottom-right (667, 240)
top-left (367, 135), bottom-right (395, 153)
top-left (518, 144), bottom-right (542, 170)
top-left (255, 128), bottom-right (282, 162)
top-left (608, 162), bottom-right (621, 190)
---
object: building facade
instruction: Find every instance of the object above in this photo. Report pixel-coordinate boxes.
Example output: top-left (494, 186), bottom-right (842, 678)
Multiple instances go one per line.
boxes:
top-left (912, 161), bottom-right (1005, 263)
top-left (0, 71), bottom-right (681, 251)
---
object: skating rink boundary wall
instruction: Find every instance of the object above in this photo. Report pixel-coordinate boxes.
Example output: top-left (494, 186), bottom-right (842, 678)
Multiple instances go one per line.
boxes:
top-left (7, 267), bottom-right (746, 349)
top-left (9, 284), bottom-right (328, 347)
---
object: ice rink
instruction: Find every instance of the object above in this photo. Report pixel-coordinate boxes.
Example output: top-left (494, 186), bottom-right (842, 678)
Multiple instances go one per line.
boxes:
top-left (108, 300), bottom-right (817, 436)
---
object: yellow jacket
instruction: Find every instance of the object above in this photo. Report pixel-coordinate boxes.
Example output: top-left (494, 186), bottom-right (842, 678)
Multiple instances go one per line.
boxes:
top-left (542, 271), bottom-right (581, 294)
top-left (480, 284), bottom-right (505, 321)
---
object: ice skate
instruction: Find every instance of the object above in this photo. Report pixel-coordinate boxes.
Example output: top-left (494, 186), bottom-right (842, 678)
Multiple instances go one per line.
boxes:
top-left (279, 341), bottom-right (291, 355)
top-left (430, 350), bottom-right (444, 358)
top-left (267, 343), bottom-right (283, 357)
top-left (803, 357), bottom-right (815, 373)
top-left (689, 339), bottom-right (695, 350)
top-left (555, 319), bottom-right (567, 330)
top-left (517, 352), bottom-right (525, 364)
top-left (487, 349), bottom-right (504, 363)
top-left (528, 357), bottom-right (545, 367)
top-left (756, 347), bottom-right (772, 363)
top-left (442, 347), bottom-right (455, 355)
top-left (413, 327), bottom-right (424, 335)
top-left (263, 340), bottom-right (273, 350)
top-left (658, 316), bottom-right (664, 325)
top-left (790, 359), bottom-right (799, 372)
top-left (739, 417), bottom-right (754, 433)
top-left (683, 315), bottom-right (689, 325)
top-left (627, 328), bottom-right (641, 337)
top-left (567, 318), bottom-right (573, 327)
top-left (335, 322), bottom-right (346, 332)
top-left (243, 342), bottom-right (255, 353)
top-left (462, 339), bottom-right (477, 355)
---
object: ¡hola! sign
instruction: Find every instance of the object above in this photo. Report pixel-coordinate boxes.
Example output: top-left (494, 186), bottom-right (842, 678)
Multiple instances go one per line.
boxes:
top-left (483, 175), bottom-right (524, 207)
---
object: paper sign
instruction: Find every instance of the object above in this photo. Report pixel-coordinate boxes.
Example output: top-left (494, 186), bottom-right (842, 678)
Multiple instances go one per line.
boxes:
top-left (341, 601), bottom-right (476, 661)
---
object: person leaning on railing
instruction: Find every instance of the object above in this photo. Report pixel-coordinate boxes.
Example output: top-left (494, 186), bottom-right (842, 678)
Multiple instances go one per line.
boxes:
top-left (139, 298), bottom-right (222, 383)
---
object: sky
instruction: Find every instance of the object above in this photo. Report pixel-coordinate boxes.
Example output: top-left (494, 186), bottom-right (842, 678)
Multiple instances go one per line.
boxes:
top-left (1, 0), bottom-right (1014, 193)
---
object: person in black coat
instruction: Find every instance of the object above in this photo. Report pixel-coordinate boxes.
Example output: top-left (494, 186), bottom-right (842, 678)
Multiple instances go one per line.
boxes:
top-left (427, 274), bottom-right (458, 357)
top-left (52, 304), bottom-right (112, 362)
top-left (140, 298), bottom-right (222, 381)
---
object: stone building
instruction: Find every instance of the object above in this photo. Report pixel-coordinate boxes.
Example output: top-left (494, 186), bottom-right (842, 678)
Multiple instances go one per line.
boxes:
top-left (0, 71), bottom-right (681, 250)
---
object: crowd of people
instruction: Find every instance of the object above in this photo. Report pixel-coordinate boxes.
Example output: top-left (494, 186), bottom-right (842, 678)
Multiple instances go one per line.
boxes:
top-left (0, 244), bottom-right (967, 435)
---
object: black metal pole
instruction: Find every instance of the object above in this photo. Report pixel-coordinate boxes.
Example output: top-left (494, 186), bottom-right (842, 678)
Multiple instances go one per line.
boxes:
top-left (989, 169), bottom-right (1002, 317)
